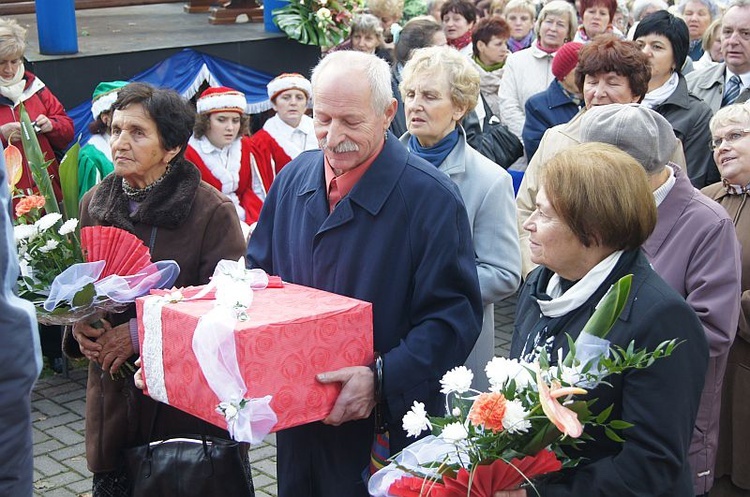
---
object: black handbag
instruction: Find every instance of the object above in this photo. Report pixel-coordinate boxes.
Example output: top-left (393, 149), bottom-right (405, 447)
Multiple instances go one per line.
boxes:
top-left (124, 405), bottom-right (254, 496)
top-left (463, 97), bottom-right (524, 169)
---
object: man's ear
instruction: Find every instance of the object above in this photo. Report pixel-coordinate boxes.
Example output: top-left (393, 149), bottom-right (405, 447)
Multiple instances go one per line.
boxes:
top-left (384, 98), bottom-right (398, 128)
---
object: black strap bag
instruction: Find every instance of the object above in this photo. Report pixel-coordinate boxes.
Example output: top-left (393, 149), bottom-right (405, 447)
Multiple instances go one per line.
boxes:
top-left (463, 97), bottom-right (524, 169)
top-left (125, 405), bottom-right (254, 496)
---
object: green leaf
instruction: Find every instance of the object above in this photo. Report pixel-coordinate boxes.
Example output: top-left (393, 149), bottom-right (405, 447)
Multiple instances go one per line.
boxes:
top-left (595, 404), bottom-right (613, 424)
top-left (19, 105), bottom-right (60, 215)
top-left (604, 426), bottom-right (625, 443)
top-left (608, 420), bottom-right (634, 430)
top-left (564, 274), bottom-right (632, 367)
top-left (71, 282), bottom-right (96, 308)
top-left (581, 274), bottom-right (631, 339)
top-left (59, 140), bottom-right (80, 220)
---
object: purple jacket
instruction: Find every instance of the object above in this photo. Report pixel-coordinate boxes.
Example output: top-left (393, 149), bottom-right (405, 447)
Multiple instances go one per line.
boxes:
top-left (642, 165), bottom-right (742, 494)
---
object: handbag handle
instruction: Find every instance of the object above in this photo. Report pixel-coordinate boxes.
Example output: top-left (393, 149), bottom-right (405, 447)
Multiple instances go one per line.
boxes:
top-left (144, 403), bottom-right (211, 460)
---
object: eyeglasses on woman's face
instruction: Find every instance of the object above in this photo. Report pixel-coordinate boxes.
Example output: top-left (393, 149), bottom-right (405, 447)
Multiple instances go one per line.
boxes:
top-left (710, 128), bottom-right (750, 150)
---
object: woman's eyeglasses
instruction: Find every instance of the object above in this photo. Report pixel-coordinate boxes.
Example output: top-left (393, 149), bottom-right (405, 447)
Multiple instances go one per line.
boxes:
top-left (710, 128), bottom-right (750, 151)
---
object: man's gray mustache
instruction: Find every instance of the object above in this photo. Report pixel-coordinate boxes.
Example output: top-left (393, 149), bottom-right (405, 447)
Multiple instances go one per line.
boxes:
top-left (319, 138), bottom-right (359, 153)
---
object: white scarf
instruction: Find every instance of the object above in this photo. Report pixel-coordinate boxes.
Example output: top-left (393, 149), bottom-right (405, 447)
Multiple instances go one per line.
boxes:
top-left (188, 135), bottom-right (244, 220)
top-left (536, 250), bottom-right (624, 318)
top-left (641, 72), bottom-right (679, 109)
top-left (0, 63), bottom-right (26, 107)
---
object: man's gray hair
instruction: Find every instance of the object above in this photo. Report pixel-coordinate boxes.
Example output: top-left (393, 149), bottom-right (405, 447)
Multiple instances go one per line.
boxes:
top-left (311, 51), bottom-right (393, 114)
top-left (726, 0), bottom-right (750, 9)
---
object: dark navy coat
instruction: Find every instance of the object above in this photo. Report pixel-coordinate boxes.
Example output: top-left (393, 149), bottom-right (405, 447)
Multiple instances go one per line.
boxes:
top-left (522, 79), bottom-right (581, 161)
top-left (247, 132), bottom-right (483, 442)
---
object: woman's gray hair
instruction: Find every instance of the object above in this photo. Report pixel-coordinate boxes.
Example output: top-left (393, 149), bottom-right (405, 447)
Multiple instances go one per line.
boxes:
top-left (400, 45), bottom-right (480, 119)
top-left (631, 0), bottom-right (668, 21)
top-left (677, 0), bottom-right (719, 19)
top-left (710, 101), bottom-right (750, 133)
top-left (535, 1), bottom-right (579, 42)
top-left (0, 18), bottom-right (26, 60)
top-left (351, 13), bottom-right (385, 40)
top-left (312, 51), bottom-right (393, 114)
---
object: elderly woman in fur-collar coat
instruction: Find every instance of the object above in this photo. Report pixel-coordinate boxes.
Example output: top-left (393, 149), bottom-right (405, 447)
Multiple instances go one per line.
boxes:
top-left (62, 83), bottom-right (248, 497)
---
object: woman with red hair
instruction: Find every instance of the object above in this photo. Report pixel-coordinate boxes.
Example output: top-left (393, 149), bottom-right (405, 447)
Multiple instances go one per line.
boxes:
top-left (573, 0), bottom-right (623, 42)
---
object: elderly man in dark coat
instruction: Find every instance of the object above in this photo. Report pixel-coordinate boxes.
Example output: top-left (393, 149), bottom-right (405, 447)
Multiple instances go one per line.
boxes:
top-left (247, 51), bottom-right (483, 497)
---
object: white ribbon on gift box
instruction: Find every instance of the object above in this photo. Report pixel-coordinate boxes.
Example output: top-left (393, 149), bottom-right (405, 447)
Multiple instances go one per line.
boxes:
top-left (143, 259), bottom-right (278, 444)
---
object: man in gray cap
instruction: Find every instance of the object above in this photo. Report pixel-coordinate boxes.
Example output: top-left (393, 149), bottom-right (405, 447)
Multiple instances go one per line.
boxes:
top-left (579, 103), bottom-right (742, 497)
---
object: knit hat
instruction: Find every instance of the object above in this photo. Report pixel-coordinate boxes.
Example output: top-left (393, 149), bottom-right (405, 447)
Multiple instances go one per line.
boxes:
top-left (196, 86), bottom-right (247, 115)
top-left (551, 42), bottom-right (583, 81)
top-left (267, 73), bottom-right (312, 102)
top-left (91, 80), bottom-right (128, 120)
top-left (579, 103), bottom-right (677, 174)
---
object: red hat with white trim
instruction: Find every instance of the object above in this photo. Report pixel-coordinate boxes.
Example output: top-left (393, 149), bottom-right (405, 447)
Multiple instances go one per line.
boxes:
top-left (196, 86), bottom-right (247, 115)
top-left (267, 73), bottom-right (312, 102)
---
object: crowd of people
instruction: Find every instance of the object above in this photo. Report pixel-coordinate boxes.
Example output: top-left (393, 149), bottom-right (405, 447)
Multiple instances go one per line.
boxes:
top-left (2, 0), bottom-right (750, 495)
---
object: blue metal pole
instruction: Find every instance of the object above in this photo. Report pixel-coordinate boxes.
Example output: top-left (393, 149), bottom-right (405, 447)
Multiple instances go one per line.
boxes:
top-left (34, 0), bottom-right (78, 55)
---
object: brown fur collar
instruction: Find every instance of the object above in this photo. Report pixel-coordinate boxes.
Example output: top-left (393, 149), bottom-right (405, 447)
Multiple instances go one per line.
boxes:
top-left (86, 157), bottom-right (201, 231)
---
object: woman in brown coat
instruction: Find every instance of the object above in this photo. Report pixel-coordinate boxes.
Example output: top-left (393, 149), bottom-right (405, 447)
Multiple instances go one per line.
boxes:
top-left (702, 100), bottom-right (750, 497)
top-left (64, 83), bottom-right (248, 496)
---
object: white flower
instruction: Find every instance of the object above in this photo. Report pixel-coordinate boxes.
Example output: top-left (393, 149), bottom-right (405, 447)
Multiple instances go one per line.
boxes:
top-left (315, 7), bottom-right (331, 20)
top-left (402, 401), bottom-right (431, 437)
top-left (34, 213), bottom-right (63, 232)
top-left (216, 401), bottom-right (240, 421)
top-left (502, 399), bottom-right (531, 434)
top-left (485, 357), bottom-right (535, 392)
top-left (39, 240), bottom-right (59, 253)
top-left (440, 366), bottom-right (473, 394)
top-left (14, 224), bottom-right (37, 242)
top-left (559, 364), bottom-right (582, 386)
top-left (440, 422), bottom-right (468, 444)
top-left (452, 407), bottom-right (461, 417)
top-left (58, 218), bottom-right (78, 235)
top-left (18, 259), bottom-right (32, 279)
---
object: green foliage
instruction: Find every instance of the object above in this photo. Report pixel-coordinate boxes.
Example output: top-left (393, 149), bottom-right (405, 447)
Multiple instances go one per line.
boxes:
top-left (273, 0), bottom-right (366, 48)
top-left (19, 105), bottom-right (59, 216)
top-left (59, 140), bottom-right (80, 221)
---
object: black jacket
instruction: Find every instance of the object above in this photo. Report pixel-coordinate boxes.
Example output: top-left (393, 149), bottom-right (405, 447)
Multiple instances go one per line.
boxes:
top-left (512, 250), bottom-right (708, 497)
top-left (653, 75), bottom-right (718, 189)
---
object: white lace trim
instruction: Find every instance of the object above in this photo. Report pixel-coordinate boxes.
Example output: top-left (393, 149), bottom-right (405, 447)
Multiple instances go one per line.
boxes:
top-left (142, 296), bottom-right (170, 404)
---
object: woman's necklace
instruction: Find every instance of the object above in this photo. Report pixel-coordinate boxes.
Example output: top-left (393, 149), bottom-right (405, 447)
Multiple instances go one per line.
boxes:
top-left (122, 164), bottom-right (172, 202)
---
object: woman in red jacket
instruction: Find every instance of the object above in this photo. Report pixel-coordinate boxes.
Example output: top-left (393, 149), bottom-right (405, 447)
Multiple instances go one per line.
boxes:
top-left (184, 86), bottom-right (266, 226)
top-left (0, 17), bottom-right (74, 200)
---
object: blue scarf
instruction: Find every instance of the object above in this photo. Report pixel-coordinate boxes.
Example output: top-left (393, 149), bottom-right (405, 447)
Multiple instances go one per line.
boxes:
top-left (408, 129), bottom-right (459, 168)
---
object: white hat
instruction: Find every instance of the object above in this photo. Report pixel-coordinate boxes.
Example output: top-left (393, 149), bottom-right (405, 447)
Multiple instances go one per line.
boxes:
top-left (267, 73), bottom-right (312, 102)
top-left (196, 86), bottom-right (247, 115)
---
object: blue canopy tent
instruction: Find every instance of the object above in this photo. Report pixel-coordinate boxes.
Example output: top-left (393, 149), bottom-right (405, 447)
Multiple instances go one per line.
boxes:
top-left (68, 48), bottom-right (276, 147)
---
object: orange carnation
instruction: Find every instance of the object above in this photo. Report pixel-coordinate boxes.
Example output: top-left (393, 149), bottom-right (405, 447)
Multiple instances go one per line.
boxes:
top-left (15, 195), bottom-right (46, 217)
top-left (468, 391), bottom-right (507, 432)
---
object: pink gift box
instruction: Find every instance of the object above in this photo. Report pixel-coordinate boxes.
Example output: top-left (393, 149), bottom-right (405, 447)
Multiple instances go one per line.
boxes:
top-left (136, 283), bottom-right (373, 432)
